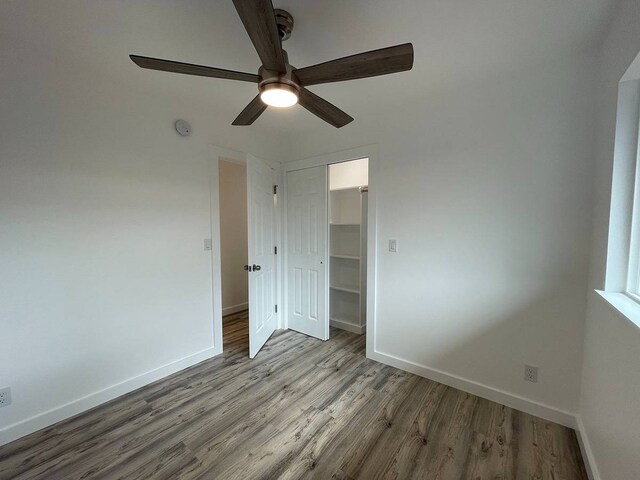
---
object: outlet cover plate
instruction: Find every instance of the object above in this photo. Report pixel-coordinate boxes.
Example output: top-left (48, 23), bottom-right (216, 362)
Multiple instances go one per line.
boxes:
top-left (524, 365), bottom-right (538, 383)
top-left (0, 387), bottom-right (11, 408)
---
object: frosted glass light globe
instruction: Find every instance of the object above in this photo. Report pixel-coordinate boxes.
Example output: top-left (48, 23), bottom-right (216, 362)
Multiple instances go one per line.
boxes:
top-left (260, 84), bottom-right (298, 108)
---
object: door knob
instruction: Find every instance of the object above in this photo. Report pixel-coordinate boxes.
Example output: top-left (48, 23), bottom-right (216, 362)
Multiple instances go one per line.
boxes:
top-left (252, 264), bottom-right (261, 271)
top-left (243, 265), bottom-right (252, 272)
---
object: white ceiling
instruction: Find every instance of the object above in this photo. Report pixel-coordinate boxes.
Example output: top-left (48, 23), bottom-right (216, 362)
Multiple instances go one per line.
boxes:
top-left (4, 0), bottom-right (617, 138)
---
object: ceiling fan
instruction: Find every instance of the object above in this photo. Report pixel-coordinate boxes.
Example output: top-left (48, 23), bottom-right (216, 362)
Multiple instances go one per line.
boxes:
top-left (130, 0), bottom-right (414, 128)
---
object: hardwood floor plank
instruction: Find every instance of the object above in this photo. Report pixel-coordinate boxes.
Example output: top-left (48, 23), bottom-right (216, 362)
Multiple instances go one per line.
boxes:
top-left (276, 387), bottom-right (383, 480)
top-left (55, 341), bottom-right (341, 479)
top-left (460, 399), bottom-right (519, 478)
top-left (419, 390), bottom-right (478, 479)
top-left (378, 384), bottom-right (460, 479)
top-left (0, 310), bottom-right (589, 480)
top-left (375, 383), bottom-right (449, 479)
top-left (95, 442), bottom-right (197, 480)
top-left (98, 341), bottom-right (366, 480)
top-left (184, 349), bottom-right (366, 456)
top-left (197, 407), bottom-right (332, 480)
top-left (339, 378), bottom-right (438, 479)
top-left (0, 399), bottom-right (152, 479)
top-left (273, 388), bottom-right (390, 480)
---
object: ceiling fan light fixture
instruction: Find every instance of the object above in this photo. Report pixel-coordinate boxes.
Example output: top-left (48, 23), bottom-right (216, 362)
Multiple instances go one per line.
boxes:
top-left (259, 83), bottom-right (298, 108)
top-left (130, 2), bottom-right (413, 127)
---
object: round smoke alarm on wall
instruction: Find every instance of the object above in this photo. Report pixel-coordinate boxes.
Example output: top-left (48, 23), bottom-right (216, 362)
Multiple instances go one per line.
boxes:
top-left (174, 119), bottom-right (192, 136)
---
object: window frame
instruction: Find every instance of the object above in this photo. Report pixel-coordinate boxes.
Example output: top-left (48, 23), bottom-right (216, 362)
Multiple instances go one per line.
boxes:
top-left (625, 112), bottom-right (640, 298)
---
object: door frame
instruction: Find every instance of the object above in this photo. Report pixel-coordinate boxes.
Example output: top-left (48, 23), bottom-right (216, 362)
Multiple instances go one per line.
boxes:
top-left (283, 145), bottom-right (378, 358)
top-left (208, 145), bottom-right (284, 356)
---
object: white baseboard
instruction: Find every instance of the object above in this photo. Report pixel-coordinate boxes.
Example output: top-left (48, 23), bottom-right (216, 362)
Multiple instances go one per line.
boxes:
top-left (368, 349), bottom-right (577, 428)
top-left (330, 319), bottom-right (366, 335)
top-left (222, 302), bottom-right (248, 316)
top-left (575, 415), bottom-right (601, 480)
top-left (0, 346), bottom-right (220, 447)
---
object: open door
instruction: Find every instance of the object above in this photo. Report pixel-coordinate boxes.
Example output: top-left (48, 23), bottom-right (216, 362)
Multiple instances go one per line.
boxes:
top-left (247, 154), bottom-right (277, 358)
top-left (286, 166), bottom-right (329, 340)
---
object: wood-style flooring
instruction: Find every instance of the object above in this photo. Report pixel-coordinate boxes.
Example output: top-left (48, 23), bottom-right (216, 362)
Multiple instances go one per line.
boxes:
top-left (0, 310), bottom-right (588, 479)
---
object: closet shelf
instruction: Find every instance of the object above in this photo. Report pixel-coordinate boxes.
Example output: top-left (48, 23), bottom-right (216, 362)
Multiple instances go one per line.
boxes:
top-left (330, 284), bottom-right (360, 295)
top-left (330, 254), bottom-right (360, 260)
top-left (330, 186), bottom-right (363, 193)
top-left (330, 223), bottom-right (360, 226)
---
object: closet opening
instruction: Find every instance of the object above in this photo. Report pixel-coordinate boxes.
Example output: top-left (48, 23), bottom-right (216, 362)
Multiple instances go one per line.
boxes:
top-left (218, 158), bottom-right (249, 354)
top-left (328, 158), bottom-right (369, 336)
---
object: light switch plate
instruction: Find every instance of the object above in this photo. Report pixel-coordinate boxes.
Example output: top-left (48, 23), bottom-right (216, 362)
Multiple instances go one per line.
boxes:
top-left (204, 238), bottom-right (212, 251)
top-left (389, 239), bottom-right (398, 252)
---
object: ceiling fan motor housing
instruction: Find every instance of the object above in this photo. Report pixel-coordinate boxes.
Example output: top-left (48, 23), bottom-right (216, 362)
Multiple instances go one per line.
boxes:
top-left (274, 9), bottom-right (294, 41)
top-left (258, 50), bottom-right (300, 93)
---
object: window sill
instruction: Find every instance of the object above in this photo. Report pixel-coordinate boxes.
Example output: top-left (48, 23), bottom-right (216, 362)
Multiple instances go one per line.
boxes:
top-left (596, 290), bottom-right (640, 330)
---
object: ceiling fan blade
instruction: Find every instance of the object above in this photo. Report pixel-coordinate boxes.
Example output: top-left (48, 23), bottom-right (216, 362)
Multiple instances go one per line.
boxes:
top-left (294, 43), bottom-right (414, 86)
top-left (232, 95), bottom-right (268, 125)
top-left (232, 0), bottom-right (287, 73)
top-left (130, 55), bottom-right (260, 83)
top-left (298, 88), bottom-right (353, 128)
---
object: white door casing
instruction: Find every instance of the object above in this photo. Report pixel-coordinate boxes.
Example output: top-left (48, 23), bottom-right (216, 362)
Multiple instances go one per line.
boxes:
top-left (247, 154), bottom-right (277, 358)
top-left (286, 166), bottom-right (328, 340)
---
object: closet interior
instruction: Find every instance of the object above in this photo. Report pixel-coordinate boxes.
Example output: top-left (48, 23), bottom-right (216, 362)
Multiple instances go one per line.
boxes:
top-left (328, 158), bottom-right (368, 335)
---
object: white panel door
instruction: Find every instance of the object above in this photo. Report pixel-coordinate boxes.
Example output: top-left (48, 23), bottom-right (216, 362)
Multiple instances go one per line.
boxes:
top-left (286, 166), bottom-right (328, 340)
top-left (247, 155), bottom-right (277, 358)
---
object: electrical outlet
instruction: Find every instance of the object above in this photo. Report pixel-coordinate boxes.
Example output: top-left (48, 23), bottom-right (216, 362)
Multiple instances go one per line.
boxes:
top-left (0, 387), bottom-right (11, 408)
top-left (524, 365), bottom-right (538, 383)
top-left (389, 239), bottom-right (398, 252)
top-left (204, 238), bottom-right (212, 251)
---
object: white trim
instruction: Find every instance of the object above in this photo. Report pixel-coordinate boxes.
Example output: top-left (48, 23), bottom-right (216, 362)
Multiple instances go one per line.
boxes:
top-left (324, 167), bottom-right (330, 340)
top-left (209, 145), bottom-right (246, 357)
top-left (0, 347), bottom-right (217, 447)
top-left (596, 290), bottom-right (640, 329)
top-left (222, 302), bottom-right (249, 316)
top-left (274, 163), bottom-right (285, 330)
top-left (575, 415), bottom-right (601, 480)
top-left (284, 145), bottom-right (376, 173)
top-left (364, 147), bottom-right (378, 359)
top-left (281, 165), bottom-right (290, 331)
top-left (369, 349), bottom-right (577, 428)
top-left (330, 319), bottom-right (366, 335)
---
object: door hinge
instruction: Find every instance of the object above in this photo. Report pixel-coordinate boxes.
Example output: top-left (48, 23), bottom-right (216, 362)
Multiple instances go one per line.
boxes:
top-left (274, 246), bottom-right (278, 255)
top-left (273, 185), bottom-right (278, 194)
top-left (275, 304), bottom-right (278, 313)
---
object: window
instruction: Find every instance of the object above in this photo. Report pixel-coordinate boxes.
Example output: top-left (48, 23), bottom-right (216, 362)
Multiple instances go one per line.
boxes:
top-left (602, 50), bottom-right (640, 324)
top-left (627, 135), bottom-right (640, 298)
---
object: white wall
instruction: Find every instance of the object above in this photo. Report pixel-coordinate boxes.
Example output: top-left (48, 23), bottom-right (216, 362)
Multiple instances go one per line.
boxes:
top-left (580, 0), bottom-right (640, 478)
top-left (283, 52), bottom-right (598, 416)
top-left (329, 158), bottom-right (369, 190)
top-left (219, 160), bottom-right (248, 315)
top-left (0, 3), bottom-right (281, 444)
